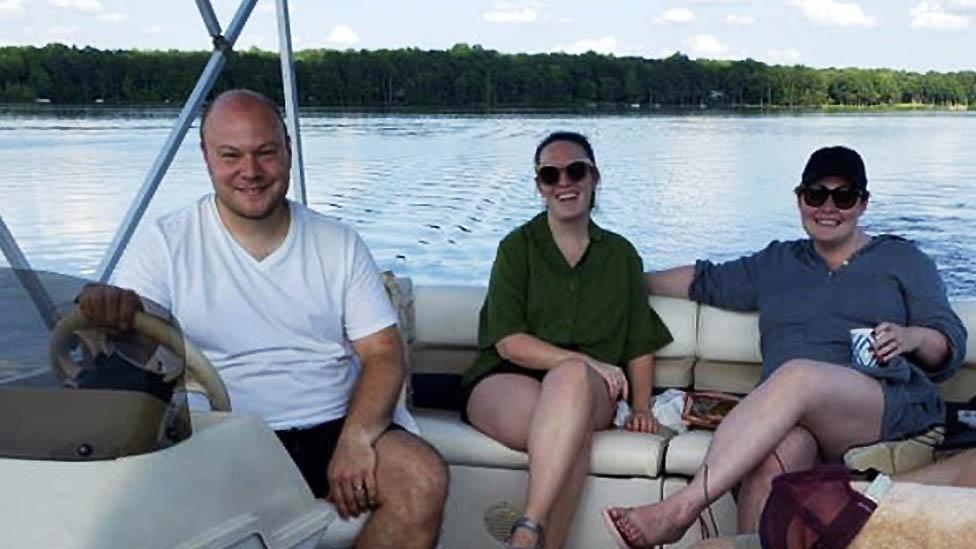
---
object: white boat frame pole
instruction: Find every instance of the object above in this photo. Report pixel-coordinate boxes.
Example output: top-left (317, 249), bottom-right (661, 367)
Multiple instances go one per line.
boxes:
top-left (97, 0), bottom-right (307, 282)
top-left (0, 216), bottom-right (58, 329)
top-left (276, 0), bottom-right (307, 205)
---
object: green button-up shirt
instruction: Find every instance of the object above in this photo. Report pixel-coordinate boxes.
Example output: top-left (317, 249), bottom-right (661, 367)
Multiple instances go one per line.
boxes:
top-left (462, 212), bottom-right (673, 387)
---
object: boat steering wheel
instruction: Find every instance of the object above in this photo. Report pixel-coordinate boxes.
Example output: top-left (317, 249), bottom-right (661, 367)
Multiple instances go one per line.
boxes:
top-left (48, 309), bottom-right (232, 412)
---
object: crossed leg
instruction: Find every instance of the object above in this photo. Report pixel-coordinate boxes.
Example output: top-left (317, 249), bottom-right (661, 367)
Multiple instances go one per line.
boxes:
top-left (735, 426), bottom-right (820, 533)
top-left (355, 430), bottom-right (449, 549)
top-left (605, 359), bottom-right (884, 547)
top-left (467, 359), bottom-right (615, 548)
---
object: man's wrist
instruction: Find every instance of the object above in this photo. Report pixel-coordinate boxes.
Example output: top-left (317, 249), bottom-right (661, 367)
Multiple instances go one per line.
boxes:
top-left (338, 423), bottom-right (382, 447)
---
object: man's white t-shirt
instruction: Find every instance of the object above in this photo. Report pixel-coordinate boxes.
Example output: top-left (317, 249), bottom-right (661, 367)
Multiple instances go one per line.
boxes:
top-left (114, 195), bottom-right (416, 432)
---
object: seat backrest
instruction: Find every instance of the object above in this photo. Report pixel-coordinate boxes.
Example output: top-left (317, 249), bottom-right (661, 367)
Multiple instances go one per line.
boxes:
top-left (692, 300), bottom-right (976, 400)
top-left (693, 305), bottom-right (762, 394)
top-left (410, 286), bottom-right (701, 387)
top-left (409, 283), bottom-right (976, 402)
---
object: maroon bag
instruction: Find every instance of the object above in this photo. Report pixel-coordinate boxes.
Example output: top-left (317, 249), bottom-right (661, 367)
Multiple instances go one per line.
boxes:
top-left (759, 465), bottom-right (876, 549)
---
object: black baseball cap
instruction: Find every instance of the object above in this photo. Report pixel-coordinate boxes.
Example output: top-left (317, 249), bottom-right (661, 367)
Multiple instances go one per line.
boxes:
top-left (800, 146), bottom-right (868, 190)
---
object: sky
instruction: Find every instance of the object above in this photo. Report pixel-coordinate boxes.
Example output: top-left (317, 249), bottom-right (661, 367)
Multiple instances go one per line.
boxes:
top-left (0, 0), bottom-right (974, 72)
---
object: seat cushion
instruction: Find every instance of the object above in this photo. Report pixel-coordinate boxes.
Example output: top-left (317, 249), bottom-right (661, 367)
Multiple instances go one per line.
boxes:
top-left (694, 360), bottom-right (761, 394)
top-left (414, 409), bottom-right (667, 477)
top-left (664, 429), bottom-right (713, 476)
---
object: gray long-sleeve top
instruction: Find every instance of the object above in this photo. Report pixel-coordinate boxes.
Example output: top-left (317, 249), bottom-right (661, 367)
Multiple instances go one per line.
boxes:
top-left (689, 235), bottom-right (967, 385)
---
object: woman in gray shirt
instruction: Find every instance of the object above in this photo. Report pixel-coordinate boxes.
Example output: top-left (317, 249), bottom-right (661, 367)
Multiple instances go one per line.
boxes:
top-left (603, 146), bottom-right (968, 548)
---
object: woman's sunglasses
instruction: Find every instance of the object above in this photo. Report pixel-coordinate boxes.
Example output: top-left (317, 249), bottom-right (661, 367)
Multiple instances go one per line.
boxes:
top-left (535, 160), bottom-right (594, 186)
top-left (795, 184), bottom-right (867, 210)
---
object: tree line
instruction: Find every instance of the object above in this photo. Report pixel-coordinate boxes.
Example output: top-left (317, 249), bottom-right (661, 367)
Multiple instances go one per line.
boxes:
top-left (1, 43), bottom-right (974, 109)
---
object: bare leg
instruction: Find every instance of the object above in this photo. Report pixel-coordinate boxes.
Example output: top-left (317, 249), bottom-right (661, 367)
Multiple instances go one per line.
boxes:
top-left (956, 450), bottom-right (976, 487)
top-left (896, 448), bottom-right (976, 487)
top-left (468, 361), bottom-right (613, 547)
top-left (467, 373), bottom-right (541, 451)
top-left (355, 430), bottom-right (449, 549)
top-left (736, 426), bottom-right (819, 533)
top-left (608, 360), bottom-right (884, 546)
top-left (544, 436), bottom-right (594, 549)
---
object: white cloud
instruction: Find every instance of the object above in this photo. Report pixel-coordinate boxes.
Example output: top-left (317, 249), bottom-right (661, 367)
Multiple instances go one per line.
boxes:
top-left (911, 2), bottom-right (971, 29)
top-left (326, 24), bottom-right (360, 46)
top-left (142, 24), bottom-right (163, 35)
top-left (42, 24), bottom-right (80, 44)
top-left (766, 48), bottom-right (802, 64)
top-left (49, 0), bottom-right (103, 13)
top-left (557, 36), bottom-right (618, 55)
top-left (790, 0), bottom-right (876, 28)
top-left (725, 14), bottom-right (755, 25)
top-left (686, 0), bottom-right (751, 4)
top-left (685, 34), bottom-right (728, 58)
top-left (96, 12), bottom-right (124, 23)
top-left (949, 0), bottom-right (976, 8)
top-left (483, 2), bottom-right (538, 23)
top-left (655, 7), bottom-right (695, 24)
top-left (0, 0), bottom-right (23, 15)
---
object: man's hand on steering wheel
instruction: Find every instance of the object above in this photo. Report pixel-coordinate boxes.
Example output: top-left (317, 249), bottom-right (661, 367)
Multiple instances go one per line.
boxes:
top-left (77, 284), bottom-right (144, 332)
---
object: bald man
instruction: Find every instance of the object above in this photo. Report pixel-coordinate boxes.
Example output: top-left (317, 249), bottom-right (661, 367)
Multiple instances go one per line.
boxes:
top-left (79, 89), bottom-right (448, 548)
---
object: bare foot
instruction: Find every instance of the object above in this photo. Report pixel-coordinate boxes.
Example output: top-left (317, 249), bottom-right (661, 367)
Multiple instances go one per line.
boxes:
top-left (603, 501), bottom-right (694, 548)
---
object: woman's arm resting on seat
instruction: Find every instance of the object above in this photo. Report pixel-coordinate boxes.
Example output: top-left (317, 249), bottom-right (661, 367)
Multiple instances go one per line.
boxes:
top-left (624, 353), bottom-right (658, 433)
top-left (645, 266), bottom-right (694, 298)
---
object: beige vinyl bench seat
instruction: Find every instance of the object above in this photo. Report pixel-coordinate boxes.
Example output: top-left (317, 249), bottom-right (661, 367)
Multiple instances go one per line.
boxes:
top-left (403, 283), bottom-right (976, 548)
top-left (659, 302), bottom-right (976, 477)
top-left (415, 409), bottom-right (668, 477)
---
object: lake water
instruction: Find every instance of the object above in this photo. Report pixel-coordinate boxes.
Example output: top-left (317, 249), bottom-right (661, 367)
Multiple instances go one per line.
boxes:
top-left (1, 109), bottom-right (975, 298)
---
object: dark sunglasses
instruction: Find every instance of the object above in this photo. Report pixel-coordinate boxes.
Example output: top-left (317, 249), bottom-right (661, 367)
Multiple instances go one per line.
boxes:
top-left (795, 184), bottom-right (867, 210)
top-left (535, 160), bottom-right (594, 185)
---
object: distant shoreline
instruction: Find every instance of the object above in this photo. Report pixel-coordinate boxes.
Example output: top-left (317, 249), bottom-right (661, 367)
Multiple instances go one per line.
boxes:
top-left (1, 44), bottom-right (973, 111)
top-left (1, 102), bottom-right (972, 116)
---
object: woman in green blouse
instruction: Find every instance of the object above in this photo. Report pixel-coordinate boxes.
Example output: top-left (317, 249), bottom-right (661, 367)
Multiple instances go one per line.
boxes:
top-left (461, 131), bottom-right (673, 549)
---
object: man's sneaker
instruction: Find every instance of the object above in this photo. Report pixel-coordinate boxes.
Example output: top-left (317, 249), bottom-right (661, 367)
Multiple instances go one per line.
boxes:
top-left (844, 426), bottom-right (945, 475)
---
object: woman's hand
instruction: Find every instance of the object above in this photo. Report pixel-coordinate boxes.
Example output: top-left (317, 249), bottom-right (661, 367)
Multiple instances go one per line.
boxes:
top-left (873, 322), bottom-right (923, 363)
top-left (583, 358), bottom-right (629, 403)
top-left (624, 408), bottom-right (659, 433)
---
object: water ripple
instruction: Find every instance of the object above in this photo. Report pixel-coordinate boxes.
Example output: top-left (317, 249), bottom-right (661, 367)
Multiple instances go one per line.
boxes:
top-left (1, 112), bottom-right (975, 298)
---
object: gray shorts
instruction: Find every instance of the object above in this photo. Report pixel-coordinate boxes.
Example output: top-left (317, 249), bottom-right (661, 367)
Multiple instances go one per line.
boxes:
top-left (877, 357), bottom-right (946, 440)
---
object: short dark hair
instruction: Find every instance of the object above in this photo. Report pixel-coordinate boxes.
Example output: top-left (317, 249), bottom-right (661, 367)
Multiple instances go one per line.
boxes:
top-left (534, 131), bottom-right (596, 166)
top-left (199, 89), bottom-right (289, 145)
top-left (534, 131), bottom-right (599, 210)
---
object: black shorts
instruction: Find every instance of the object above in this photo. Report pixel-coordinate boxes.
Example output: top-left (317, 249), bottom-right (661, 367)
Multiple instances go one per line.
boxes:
top-left (275, 417), bottom-right (405, 498)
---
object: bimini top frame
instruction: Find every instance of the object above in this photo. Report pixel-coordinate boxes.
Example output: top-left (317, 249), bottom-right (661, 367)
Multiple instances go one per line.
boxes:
top-left (94, 0), bottom-right (308, 283)
top-left (3, 0), bottom-right (305, 321)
